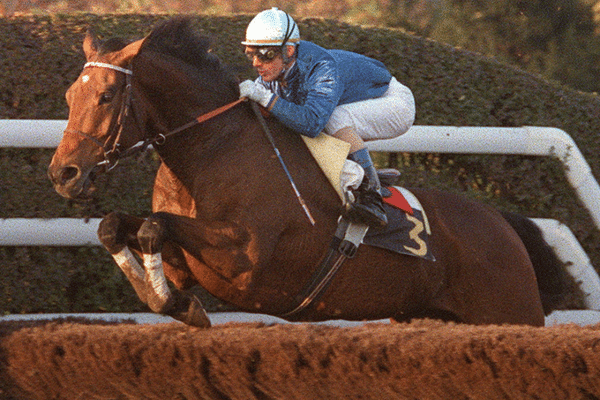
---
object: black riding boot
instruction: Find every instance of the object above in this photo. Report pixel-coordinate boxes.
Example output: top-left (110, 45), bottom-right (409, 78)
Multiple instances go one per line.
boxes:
top-left (345, 162), bottom-right (388, 228)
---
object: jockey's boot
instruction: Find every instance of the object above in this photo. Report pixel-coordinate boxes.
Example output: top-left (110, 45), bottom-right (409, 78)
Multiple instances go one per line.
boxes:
top-left (346, 149), bottom-right (388, 227)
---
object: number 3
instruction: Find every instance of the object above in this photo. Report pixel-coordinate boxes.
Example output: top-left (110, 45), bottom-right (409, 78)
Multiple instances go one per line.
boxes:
top-left (403, 214), bottom-right (428, 257)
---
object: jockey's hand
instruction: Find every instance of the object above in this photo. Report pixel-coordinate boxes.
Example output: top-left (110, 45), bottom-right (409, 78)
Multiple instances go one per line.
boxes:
top-left (239, 80), bottom-right (273, 108)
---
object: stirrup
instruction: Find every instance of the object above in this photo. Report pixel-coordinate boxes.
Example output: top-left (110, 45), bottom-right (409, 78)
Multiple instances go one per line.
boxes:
top-left (344, 188), bottom-right (388, 227)
top-left (334, 217), bottom-right (369, 258)
top-left (345, 202), bottom-right (388, 227)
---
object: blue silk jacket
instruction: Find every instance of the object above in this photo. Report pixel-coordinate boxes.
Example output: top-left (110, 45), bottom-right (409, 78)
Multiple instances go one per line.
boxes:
top-left (257, 41), bottom-right (392, 138)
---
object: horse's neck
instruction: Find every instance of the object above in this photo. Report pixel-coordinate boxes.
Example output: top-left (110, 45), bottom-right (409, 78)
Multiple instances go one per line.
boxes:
top-left (137, 51), bottom-right (239, 138)
top-left (136, 54), bottom-right (340, 222)
top-left (154, 108), bottom-right (274, 197)
top-left (153, 110), bottom-right (339, 223)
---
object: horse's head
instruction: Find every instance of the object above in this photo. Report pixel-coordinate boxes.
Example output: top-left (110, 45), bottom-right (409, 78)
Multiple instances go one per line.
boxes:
top-left (49, 19), bottom-right (241, 200)
top-left (48, 31), bottom-right (145, 200)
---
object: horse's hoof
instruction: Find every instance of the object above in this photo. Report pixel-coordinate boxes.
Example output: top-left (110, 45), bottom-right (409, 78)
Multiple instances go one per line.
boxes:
top-left (167, 292), bottom-right (212, 328)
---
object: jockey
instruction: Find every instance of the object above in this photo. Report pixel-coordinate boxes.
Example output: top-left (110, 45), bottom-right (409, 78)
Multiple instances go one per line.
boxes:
top-left (239, 8), bottom-right (415, 227)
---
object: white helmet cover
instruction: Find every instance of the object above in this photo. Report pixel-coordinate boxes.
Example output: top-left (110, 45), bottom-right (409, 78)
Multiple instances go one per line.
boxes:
top-left (242, 7), bottom-right (300, 47)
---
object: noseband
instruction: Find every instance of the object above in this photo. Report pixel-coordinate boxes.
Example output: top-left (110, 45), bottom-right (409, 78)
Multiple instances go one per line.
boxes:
top-left (66, 61), bottom-right (245, 171)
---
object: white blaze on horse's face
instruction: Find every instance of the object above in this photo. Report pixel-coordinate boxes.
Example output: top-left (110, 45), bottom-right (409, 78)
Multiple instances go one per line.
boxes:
top-left (48, 33), bottom-right (144, 200)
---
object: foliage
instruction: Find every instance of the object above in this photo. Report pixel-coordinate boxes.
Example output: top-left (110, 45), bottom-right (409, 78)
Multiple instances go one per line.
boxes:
top-left (3, 0), bottom-right (600, 93)
top-left (428, 0), bottom-right (600, 93)
top-left (0, 13), bottom-right (598, 313)
top-left (0, 246), bottom-right (144, 314)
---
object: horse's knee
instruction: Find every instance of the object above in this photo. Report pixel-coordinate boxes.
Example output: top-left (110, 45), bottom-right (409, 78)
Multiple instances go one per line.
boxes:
top-left (98, 211), bottom-right (127, 254)
top-left (138, 213), bottom-right (170, 254)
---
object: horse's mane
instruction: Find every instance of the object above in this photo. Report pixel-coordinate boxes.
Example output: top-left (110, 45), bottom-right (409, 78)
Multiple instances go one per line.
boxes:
top-left (140, 17), bottom-right (235, 87)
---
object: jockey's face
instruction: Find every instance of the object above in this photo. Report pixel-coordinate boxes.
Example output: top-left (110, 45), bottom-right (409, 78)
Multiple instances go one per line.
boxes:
top-left (245, 45), bottom-right (295, 82)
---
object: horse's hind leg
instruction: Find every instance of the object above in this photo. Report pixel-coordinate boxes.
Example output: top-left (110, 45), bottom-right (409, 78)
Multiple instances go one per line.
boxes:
top-left (136, 213), bottom-right (211, 328)
top-left (98, 212), bottom-right (148, 304)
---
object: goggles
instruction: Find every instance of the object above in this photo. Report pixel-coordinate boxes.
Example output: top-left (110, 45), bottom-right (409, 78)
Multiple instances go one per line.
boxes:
top-left (244, 47), bottom-right (281, 63)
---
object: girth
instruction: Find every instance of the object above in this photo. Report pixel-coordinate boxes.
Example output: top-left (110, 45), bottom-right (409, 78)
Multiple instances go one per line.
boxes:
top-left (277, 170), bottom-right (405, 319)
top-left (278, 218), bottom-right (369, 318)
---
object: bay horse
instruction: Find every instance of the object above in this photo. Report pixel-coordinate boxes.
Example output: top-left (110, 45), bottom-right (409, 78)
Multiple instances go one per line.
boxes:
top-left (48, 18), bottom-right (561, 327)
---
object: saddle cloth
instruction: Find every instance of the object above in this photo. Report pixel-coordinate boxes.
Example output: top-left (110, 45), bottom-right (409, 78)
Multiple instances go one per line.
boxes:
top-left (365, 186), bottom-right (435, 261)
top-left (303, 134), bottom-right (435, 261)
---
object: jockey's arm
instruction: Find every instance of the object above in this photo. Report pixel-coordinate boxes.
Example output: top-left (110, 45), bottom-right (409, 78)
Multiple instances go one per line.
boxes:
top-left (266, 60), bottom-right (343, 138)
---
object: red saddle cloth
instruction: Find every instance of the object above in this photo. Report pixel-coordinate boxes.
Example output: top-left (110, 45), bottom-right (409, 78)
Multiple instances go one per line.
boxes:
top-left (382, 186), bottom-right (413, 215)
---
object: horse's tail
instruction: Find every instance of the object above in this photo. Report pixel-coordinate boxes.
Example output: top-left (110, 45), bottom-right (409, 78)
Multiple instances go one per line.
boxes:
top-left (501, 211), bottom-right (574, 315)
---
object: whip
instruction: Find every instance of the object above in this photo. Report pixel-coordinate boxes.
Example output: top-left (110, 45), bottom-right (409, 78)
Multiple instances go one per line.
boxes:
top-left (249, 100), bottom-right (316, 226)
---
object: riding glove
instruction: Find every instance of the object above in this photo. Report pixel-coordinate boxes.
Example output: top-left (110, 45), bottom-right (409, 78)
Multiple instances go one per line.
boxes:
top-left (239, 80), bottom-right (274, 108)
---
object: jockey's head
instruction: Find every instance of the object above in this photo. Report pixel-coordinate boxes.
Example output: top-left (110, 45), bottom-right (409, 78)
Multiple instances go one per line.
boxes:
top-left (242, 8), bottom-right (299, 82)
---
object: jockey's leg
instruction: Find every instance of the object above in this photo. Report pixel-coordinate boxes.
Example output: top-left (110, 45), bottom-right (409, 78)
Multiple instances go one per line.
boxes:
top-left (332, 126), bottom-right (387, 227)
top-left (325, 77), bottom-right (415, 227)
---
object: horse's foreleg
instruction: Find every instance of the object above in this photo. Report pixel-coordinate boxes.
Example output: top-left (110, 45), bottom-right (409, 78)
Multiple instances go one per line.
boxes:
top-left (98, 212), bottom-right (148, 304)
top-left (137, 213), bottom-right (211, 328)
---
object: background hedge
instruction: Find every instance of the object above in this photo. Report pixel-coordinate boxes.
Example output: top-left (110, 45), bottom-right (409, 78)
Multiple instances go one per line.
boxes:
top-left (1, 13), bottom-right (598, 314)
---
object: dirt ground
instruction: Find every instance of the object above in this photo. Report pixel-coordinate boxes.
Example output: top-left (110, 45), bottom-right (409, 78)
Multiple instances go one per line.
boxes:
top-left (1, 318), bottom-right (600, 400)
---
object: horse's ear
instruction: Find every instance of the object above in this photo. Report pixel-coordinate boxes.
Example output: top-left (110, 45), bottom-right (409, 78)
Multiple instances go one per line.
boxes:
top-left (83, 29), bottom-right (100, 60)
top-left (120, 38), bottom-right (145, 62)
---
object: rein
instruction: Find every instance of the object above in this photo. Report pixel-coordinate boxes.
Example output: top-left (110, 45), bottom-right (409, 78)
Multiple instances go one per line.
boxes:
top-left (156, 97), bottom-right (247, 142)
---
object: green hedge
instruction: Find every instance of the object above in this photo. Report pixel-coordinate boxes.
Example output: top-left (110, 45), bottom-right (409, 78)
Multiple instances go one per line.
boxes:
top-left (1, 13), bottom-right (598, 314)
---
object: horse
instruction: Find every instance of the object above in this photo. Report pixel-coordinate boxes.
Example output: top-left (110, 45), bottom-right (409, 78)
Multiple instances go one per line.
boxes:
top-left (48, 18), bottom-right (565, 328)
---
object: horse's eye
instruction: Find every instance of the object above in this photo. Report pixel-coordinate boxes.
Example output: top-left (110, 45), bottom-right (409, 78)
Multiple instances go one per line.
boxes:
top-left (99, 92), bottom-right (113, 105)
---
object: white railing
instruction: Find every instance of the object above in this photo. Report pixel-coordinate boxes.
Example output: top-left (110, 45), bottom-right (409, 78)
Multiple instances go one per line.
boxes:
top-left (3, 120), bottom-right (600, 308)
top-left (9, 121), bottom-right (598, 231)
top-left (0, 218), bottom-right (102, 246)
top-left (368, 126), bottom-right (600, 231)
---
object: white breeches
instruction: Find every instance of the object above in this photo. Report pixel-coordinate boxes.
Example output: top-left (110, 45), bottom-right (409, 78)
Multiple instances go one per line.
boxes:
top-left (324, 77), bottom-right (415, 141)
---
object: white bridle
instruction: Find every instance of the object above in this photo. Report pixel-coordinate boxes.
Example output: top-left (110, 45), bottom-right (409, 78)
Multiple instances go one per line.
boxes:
top-left (84, 61), bottom-right (133, 75)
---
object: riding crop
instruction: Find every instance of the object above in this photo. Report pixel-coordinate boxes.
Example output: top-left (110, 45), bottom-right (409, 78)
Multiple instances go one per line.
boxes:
top-left (248, 100), bottom-right (316, 226)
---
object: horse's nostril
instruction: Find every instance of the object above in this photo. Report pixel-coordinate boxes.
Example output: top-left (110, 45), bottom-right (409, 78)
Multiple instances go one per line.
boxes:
top-left (59, 166), bottom-right (80, 185)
